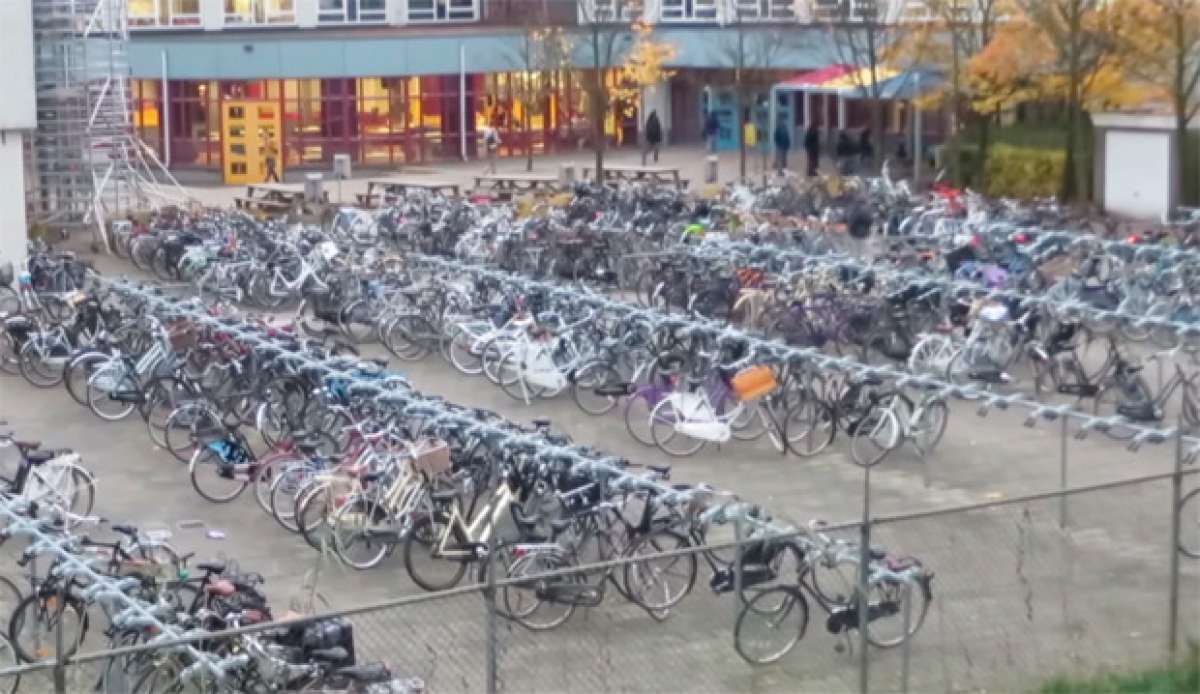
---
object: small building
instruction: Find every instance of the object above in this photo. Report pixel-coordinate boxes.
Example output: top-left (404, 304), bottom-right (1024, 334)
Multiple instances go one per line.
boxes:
top-left (1092, 112), bottom-right (1200, 220)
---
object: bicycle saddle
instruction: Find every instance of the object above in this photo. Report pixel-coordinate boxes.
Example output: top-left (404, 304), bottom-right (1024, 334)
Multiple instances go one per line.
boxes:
top-left (14, 440), bottom-right (42, 452)
top-left (335, 663), bottom-right (391, 683)
top-left (111, 524), bottom-right (137, 536)
top-left (196, 561), bottom-right (227, 574)
top-left (25, 450), bottom-right (56, 465)
top-left (308, 647), bottom-right (348, 662)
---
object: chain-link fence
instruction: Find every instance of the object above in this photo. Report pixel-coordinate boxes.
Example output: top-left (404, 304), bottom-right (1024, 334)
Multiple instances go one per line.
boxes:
top-left (2, 465), bottom-right (1196, 693)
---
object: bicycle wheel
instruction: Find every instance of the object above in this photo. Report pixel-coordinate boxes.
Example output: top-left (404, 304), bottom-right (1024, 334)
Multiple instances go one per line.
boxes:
top-left (571, 361), bottom-right (624, 416)
top-left (402, 514), bottom-right (469, 592)
top-left (188, 448), bottom-right (249, 503)
top-left (143, 377), bottom-right (192, 448)
top-left (911, 397), bottom-right (949, 455)
top-left (503, 551), bottom-right (578, 631)
top-left (848, 404), bottom-right (900, 467)
top-left (497, 350), bottom-right (548, 403)
top-left (331, 495), bottom-right (393, 570)
top-left (783, 396), bottom-right (836, 457)
top-left (1092, 378), bottom-right (1152, 441)
top-left (649, 397), bottom-right (706, 457)
top-left (162, 404), bottom-right (219, 464)
top-left (863, 577), bottom-right (932, 649)
top-left (267, 461), bottom-right (314, 531)
top-left (446, 326), bottom-right (484, 375)
top-left (296, 482), bottom-right (336, 550)
top-left (733, 587), bottom-right (809, 665)
top-left (382, 315), bottom-right (437, 362)
top-left (86, 369), bottom-right (139, 421)
top-left (0, 633), bottom-right (16, 694)
top-left (1179, 487), bottom-right (1200, 559)
top-left (63, 352), bottom-right (109, 406)
top-left (337, 299), bottom-right (377, 344)
top-left (621, 529), bottom-right (697, 612)
top-left (8, 593), bottom-right (87, 663)
top-left (18, 337), bottom-right (68, 389)
top-left (623, 389), bottom-right (660, 447)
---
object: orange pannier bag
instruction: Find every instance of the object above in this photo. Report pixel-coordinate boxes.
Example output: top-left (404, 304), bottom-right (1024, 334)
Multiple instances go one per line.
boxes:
top-left (731, 365), bottom-right (778, 401)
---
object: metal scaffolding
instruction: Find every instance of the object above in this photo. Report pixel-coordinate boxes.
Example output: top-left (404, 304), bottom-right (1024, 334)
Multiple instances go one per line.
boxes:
top-left (28, 0), bottom-right (190, 248)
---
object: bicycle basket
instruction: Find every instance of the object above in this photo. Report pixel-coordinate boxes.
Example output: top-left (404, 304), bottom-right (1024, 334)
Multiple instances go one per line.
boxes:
top-left (412, 438), bottom-right (451, 476)
top-left (731, 365), bottom-right (778, 401)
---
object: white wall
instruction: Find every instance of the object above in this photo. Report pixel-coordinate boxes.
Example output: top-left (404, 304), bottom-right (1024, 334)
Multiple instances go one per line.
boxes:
top-left (0, 133), bottom-right (27, 282)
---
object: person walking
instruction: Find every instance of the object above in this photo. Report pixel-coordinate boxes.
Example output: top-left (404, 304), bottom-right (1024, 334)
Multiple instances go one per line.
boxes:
top-left (773, 120), bottom-right (791, 172)
top-left (858, 128), bottom-right (874, 172)
top-left (835, 130), bottom-right (855, 174)
top-left (704, 110), bottom-right (720, 153)
top-left (482, 124), bottom-right (500, 174)
top-left (262, 133), bottom-right (281, 183)
top-left (643, 110), bottom-right (663, 165)
top-left (804, 124), bottom-right (820, 177)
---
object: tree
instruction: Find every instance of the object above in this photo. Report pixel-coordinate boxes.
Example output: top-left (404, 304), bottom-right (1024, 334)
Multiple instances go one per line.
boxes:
top-left (821, 0), bottom-right (913, 172)
top-left (574, 0), bottom-right (675, 180)
top-left (714, 3), bottom-right (786, 180)
top-left (1111, 0), bottom-right (1200, 204)
top-left (507, 25), bottom-right (574, 171)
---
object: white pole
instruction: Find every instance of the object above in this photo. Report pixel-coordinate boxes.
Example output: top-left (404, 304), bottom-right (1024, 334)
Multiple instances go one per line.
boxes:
top-left (459, 43), bottom-right (467, 162)
top-left (161, 50), bottom-right (170, 168)
top-left (913, 73), bottom-right (923, 186)
top-left (838, 93), bottom-right (847, 130)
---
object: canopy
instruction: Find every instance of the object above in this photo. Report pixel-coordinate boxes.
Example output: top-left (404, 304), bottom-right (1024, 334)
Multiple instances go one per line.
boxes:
top-left (774, 65), bottom-right (942, 100)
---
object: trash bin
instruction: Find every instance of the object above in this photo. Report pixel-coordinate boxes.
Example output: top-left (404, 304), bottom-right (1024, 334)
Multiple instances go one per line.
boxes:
top-left (705, 155), bottom-right (718, 184)
top-left (305, 173), bottom-right (324, 204)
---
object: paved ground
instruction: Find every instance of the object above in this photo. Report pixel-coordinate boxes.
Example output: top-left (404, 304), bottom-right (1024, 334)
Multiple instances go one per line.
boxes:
top-left (1, 245), bottom-right (1197, 692)
top-left (161, 144), bottom-right (837, 211)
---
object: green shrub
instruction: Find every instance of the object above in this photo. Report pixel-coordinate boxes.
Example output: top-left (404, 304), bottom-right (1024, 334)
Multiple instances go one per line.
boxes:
top-left (1038, 648), bottom-right (1200, 693)
top-left (983, 144), bottom-right (1066, 199)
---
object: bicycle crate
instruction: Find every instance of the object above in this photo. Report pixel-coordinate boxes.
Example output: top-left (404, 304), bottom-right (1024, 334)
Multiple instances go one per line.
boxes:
top-left (412, 438), bottom-right (451, 476)
top-left (731, 365), bottom-right (778, 401)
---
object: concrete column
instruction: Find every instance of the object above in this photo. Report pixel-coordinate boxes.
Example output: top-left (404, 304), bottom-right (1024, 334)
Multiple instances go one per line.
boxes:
top-left (803, 91), bottom-right (812, 127)
top-left (0, 132), bottom-right (27, 283)
top-left (837, 94), bottom-right (847, 130)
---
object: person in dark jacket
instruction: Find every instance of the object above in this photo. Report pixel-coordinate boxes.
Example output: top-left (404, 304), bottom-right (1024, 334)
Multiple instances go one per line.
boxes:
top-left (704, 110), bottom-right (720, 152)
top-left (858, 128), bottom-right (874, 171)
top-left (773, 121), bottom-right (791, 172)
top-left (804, 124), bottom-right (820, 177)
top-left (835, 130), bottom-right (855, 174)
top-left (643, 110), bottom-right (663, 164)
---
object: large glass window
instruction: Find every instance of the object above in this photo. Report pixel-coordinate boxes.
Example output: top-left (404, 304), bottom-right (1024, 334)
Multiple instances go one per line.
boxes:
top-left (224, 0), bottom-right (294, 24)
top-left (319, 0), bottom-right (386, 23)
top-left (170, 0), bottom-right (201, 24)
top-left (407, 0), bottom-right (477, 21)
top-left (129, 0), bottom-right (163, 26)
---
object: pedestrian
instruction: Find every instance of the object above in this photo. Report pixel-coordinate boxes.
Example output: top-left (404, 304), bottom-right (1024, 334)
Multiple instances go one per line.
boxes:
top-left (704, 110), bottom-right (720, 153)
top-left (262, 132), bottom-right (280, 183)
top-left (643, 109), bottom-right (663, 165)
top-left (482, 124), bottom-right (500, 174)
top-left (773, 120), bottom-right (791, 172)
top-left (858, 128), bottom-right (874, 171)
top-left (835, 130), bottom-right (855, 174)
top-left (804, 124), bottom-right (820, 177)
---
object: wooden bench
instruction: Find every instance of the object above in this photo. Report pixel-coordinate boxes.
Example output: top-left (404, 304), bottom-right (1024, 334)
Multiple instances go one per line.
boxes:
top-left (581, 164), bottom-right (686, 189)
top-left (472, 173), bottom-right (560, 196)
top-left (367, 176), bottom-right (461, 203)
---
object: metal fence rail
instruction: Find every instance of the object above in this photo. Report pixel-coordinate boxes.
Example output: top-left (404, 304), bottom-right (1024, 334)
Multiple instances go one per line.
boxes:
top-left (2, 464), bottom-right (1195, 694)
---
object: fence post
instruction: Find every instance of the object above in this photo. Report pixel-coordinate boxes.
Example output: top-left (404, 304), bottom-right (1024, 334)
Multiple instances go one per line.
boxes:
top-left (858, 463), bottom-right (872, 694)
top-left (486, 531), bottom-right (498, 694)
top-left (1058, 415), bottom-right (1069, 528)
top-left (900, 581), bottom-right (913, 694)
top-left (53, 582), bottom-right (66, 694)
top-left (1166, 422), bottom-right (1184, 663)
top-left (733, 515), bottom-right (744, 625)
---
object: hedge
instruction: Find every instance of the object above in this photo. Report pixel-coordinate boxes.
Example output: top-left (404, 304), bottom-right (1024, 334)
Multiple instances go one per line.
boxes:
top-left (982, 144), bottom-right (1067, 199)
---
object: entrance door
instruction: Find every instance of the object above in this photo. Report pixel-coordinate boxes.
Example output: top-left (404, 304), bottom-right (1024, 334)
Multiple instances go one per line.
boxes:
top-left (221, 100), bottom-right (283, 185)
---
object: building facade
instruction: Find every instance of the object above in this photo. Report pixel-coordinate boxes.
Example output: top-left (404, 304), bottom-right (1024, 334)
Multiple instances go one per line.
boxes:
top-left (126, 0), bottom-right (936, 174)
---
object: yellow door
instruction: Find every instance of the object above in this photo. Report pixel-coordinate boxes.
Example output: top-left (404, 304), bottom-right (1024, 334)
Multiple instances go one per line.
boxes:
top-left (221, 100), bottom-right (283, 185)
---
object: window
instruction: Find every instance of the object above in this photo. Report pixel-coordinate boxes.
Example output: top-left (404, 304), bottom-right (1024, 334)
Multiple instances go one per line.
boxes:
top-left (129, 0), bottom-right (162, 26)
top-left (225, 0), bottom-right (295, 24)
top-left (319, 0), bottom-right (386, 23)
top-left (170, 0), bottom-right (201, 24)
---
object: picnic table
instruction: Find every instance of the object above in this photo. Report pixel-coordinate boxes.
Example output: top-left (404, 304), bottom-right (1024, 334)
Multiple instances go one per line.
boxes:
top-left (582, 164), bottom-right (687, 189)
top-left (472, 172), bottom-right (560, 195)
top-left (234, 183), bottom-right (315, 216)
top-left (360, 175), bottom-right (462, 207)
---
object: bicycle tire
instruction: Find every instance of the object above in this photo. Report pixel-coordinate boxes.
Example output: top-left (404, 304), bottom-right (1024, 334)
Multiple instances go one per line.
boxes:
top-left (733, 586), bottom-right (809, 665)
top-left (1178, 486), bottom-right (1200, 559)
top-left (783, 396), bottom-right (836, 457)
top-left (863, 576), bottom-right (933, 649)
top-left (848, 401), bottom-right (900, 467)
top-left (402, 514), bottom-right (470, 592)
top-left (188, 447), bottom-right (249, 504)
top-left (502, 551), bottom-right (578, 631)
top-left (331, 495), bottom-right (393, 570)
top-left (621, 529), bottom-right (697, 612)
top-left (571, 361), bottom-right (624, 416)
top-left (649, 397), bottom-right (707, 457)
top-left (8, 592), bottom-right (88, 663)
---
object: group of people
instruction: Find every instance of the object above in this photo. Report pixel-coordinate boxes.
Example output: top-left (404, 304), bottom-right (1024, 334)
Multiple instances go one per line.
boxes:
top-left (773, 123), bottom-right (875, 176)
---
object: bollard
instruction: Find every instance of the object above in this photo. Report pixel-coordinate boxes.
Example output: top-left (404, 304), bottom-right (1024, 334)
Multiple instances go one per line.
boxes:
top-left (705, 155), bottom-right (718, 184)
top-left (304, 172), bottom-right (324, 204)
